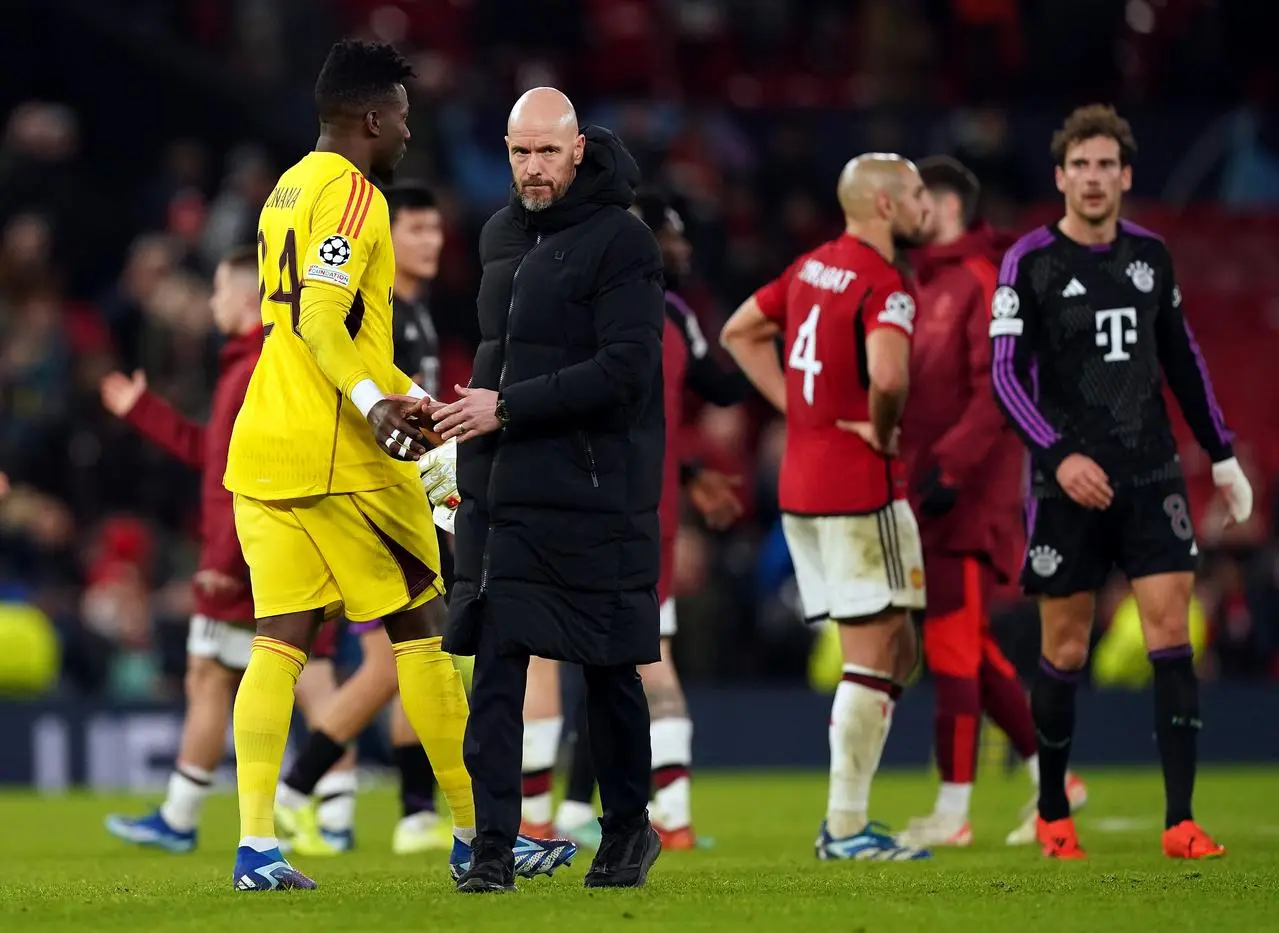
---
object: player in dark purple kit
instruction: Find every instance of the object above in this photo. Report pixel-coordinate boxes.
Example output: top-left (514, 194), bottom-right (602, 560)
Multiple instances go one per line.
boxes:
top-left (991, 105), bottom-right (1253, 860)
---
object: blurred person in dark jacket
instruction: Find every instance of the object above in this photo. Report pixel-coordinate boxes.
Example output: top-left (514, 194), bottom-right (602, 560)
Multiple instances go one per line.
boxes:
top-left (896, 157), bottom-right (1086, 851)
top-left (95, 247), bottom-right (356, 853)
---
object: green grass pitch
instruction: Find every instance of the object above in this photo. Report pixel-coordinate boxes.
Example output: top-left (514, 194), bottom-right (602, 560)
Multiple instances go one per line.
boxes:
top-left (1, 767), bottom-right (1276, 932)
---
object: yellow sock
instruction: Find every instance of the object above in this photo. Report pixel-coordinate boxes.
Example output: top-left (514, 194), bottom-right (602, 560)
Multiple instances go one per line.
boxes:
top-left (393, 636), bottom-right (476, 833)
top-left (234, 636), bottom-right (307, 841)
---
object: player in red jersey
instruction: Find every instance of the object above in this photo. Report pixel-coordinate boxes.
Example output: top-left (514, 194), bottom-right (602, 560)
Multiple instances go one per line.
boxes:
top-left (893, 157), bottom-right (1087, 850)
top-left (722, 154), bottom-right (931, 860)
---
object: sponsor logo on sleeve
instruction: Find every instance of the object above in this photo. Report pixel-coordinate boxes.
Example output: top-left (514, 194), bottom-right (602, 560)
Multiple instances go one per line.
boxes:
top-left (305, 264), bottom-right (350, 287)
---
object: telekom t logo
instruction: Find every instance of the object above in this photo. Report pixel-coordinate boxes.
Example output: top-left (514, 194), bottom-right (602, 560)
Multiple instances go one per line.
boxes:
top-left (1095, 307), bottom-right (1137, 362)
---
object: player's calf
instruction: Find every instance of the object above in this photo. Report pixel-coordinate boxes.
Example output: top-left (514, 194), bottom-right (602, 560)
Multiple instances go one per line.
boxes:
top-left (385, 595), bottom-right (478, 849)
top-left (826, 613), bottom-right (907, 839)
top-left (642, 640), bottom-right (697, 846)
top-left (233, 616), bottom-right (320, 878)
top-left (1131, 572), bottom-right (1203, 831)
top-left (1033, 594), bottom-right (1092, 823)
top-left (108, 647), bottom-right (240, 852)
top-left (521, 656), bottom-right (562, 836)
top-left (166, 655), bottom-right (239, 827)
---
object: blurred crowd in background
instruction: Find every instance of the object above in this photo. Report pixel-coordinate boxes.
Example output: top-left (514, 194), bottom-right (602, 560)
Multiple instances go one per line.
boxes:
top-left (1, 0), bottom-right (1278, 701)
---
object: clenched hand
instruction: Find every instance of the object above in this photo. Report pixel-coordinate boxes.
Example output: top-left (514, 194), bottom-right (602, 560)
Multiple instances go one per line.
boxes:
top-left (687, 470), bottom-right (744, 530)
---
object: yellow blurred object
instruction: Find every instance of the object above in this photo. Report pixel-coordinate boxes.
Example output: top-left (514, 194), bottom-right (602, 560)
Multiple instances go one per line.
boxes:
top-left (451, 651), bottom-right (474, 695)
top-left (808, 620), bottom-right (842, 694)
top-left (1092, 593), bottom-right (1208, 689)
top-left (0, 601), bottom-right (60, 696)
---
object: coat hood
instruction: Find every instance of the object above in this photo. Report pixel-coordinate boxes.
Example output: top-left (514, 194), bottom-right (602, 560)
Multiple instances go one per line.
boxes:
top-left (911, 222), bottom-right (1014, 281)
top-left (509, 124), bottom-right (641, 232)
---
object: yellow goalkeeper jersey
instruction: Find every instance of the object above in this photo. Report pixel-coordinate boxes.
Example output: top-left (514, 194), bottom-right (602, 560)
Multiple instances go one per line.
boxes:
top-left (225, 151), bottom-right (417, 500)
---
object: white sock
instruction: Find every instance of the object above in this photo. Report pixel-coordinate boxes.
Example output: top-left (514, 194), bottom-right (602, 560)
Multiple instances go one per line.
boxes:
top-left (1026, 753), bottom-right (1040, 786)
top-left (555, 799), bottom-right (596, 830)
top-left (650, 717), bottom-right (693, 830)
top-left (160, 763), bottom-right (211, 833)
top-left (275, 781), bottom-right (309, 810)
top-left (521, 716), bottom-right (562, 825)
top-left (453, 826), bottom-right (476, 844)
top-left (314, 769), bottom-right (357, 833)
top-left (239, 835), bottom-right (278, 852)
top-left (827, 671), bottom-right (895, 838)
top-left (935, 782), bottom-right (973, 817)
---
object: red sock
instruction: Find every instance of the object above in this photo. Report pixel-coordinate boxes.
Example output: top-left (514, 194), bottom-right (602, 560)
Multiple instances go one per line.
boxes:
top-left (932, 674), bottom-right (981, 784)
top-left (979, 640), bottom-right (1038, 760)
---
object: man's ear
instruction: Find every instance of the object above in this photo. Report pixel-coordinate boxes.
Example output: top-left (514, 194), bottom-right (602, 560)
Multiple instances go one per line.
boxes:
top-left (573, 134), bottom-right (585, 166)
top-left (365, 110), bottom-right (380, 138)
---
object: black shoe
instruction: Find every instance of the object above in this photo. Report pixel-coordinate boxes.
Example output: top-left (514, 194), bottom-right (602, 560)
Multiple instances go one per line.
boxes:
top-left (456, 856), bottom-right (516, 894)
top-left (583, 820), bottom-right (661, 888)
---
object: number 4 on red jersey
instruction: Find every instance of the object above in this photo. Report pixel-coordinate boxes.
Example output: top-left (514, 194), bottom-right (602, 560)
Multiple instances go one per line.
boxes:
top-left (753, 234), bottom-right (915, 515)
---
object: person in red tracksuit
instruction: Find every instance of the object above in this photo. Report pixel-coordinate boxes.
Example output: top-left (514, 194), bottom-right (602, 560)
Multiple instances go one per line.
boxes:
top-left (102, 246), bottom-right (352, 851)
top-left (896, 158), bottom-right (1086, 849)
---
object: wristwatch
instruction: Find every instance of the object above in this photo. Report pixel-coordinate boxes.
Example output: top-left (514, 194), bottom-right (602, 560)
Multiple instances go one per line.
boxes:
top-left (495, 395), bottom-right (510, 428)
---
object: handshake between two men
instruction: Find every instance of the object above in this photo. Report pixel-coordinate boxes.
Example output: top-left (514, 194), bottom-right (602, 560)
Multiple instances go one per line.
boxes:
top-left (365, 385), bottom-right (503, 535)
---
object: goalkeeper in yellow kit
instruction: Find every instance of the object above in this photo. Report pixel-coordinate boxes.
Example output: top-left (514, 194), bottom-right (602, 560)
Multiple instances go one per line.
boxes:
top-left (224, 40), bottom-right (574, 892)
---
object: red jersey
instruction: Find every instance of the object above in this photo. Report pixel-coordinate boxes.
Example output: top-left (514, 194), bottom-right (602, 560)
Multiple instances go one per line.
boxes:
top-left (125, 327), bottom-right (263, 622)
top-left (754, 234), bottom-right (915, 514)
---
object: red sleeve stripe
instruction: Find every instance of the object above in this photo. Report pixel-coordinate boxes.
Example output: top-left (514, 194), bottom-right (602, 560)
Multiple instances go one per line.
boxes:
top-left (349, 178), bottom-right (375, 239)
top-left (335, 172), bottom-right (361, 235)
top-left (341, 175), bottom-right (373, 238)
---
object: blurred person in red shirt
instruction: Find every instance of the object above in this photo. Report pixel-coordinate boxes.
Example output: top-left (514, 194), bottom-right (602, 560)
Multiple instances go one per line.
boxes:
top-left (96, 247), bottom-right (355, 853)
top-left (894, 157), bottom-right (1087, 851)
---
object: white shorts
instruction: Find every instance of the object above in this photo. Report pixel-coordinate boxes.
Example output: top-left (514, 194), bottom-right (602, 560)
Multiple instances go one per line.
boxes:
top-left (782, 500), bottom-right (926, 622)
top-left (186, 614), bottom-right (256, 671)
top-left (659, 598), bottom-right (677, 638)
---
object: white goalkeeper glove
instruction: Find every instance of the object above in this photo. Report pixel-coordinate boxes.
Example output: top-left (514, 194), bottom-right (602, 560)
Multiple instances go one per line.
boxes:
top-left (1211, 456), bottom-right (1253, 525)
top-left (418, 439), bottom-right (460, 534)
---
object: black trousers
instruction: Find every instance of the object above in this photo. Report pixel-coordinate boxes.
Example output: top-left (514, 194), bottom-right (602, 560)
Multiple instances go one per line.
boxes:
top-left (463, 624), bottom-right (652, 856)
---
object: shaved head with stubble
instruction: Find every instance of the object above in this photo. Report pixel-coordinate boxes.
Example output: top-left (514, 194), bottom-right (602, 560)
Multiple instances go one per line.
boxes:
top-left (506, 87), bottom-right (586, 211)
top-left (837, 153), bottom-right (929, 248)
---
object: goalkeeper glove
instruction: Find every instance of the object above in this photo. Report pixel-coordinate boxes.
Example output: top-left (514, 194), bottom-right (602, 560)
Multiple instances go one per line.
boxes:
top-left (418, 439), bottom-right (461, 534)
top-left (1211, 456), bottom-right (1253, 525)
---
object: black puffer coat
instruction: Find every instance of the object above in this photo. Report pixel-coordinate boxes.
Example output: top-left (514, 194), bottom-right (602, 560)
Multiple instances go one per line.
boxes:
top-left (443, 126), bottom-right (665, 666)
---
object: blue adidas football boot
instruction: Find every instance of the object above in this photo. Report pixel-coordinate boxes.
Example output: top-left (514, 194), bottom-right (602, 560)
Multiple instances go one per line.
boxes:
top-left (105, 810), bottom-right (196, 854)
top-left (815, 820), bottom-right (931, 861)
top-left (232, 845), bottom-right (317, 891)
top-left (449, 833), bottom-right (577, 881)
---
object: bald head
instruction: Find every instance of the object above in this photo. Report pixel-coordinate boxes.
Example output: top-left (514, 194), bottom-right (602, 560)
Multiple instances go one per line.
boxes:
top-left (506, 87), bottom-right (586, 212)
top-left (836, 152), bottom-right (928, 246)
top-left (837, 153), bottom-right (917, 219)
top-left (508, 87), bottom-right (579, 136)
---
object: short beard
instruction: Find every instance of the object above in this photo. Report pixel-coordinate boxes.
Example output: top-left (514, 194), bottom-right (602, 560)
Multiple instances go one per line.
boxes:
top-left (519, 193), bottom-right (553, 212)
